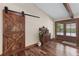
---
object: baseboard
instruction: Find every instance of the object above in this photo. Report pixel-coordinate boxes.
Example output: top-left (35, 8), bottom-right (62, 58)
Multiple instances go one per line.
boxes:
top-left (50, 38), bottom-right (56, 41)
top-left (0, 43), bottom-right (38, 56)
top-left (25, 43), bottom-right (38, 50)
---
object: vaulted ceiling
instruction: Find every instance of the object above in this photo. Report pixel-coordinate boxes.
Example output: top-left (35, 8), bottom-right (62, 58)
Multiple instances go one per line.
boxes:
top-left (3, 3), bottom-right (79, 21)
top-left (35, 3), bottom-right (79, 21)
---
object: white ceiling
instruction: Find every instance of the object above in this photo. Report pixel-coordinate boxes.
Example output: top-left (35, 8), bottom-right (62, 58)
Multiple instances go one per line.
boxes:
top-left (69, 3), bottom-right (79, 17)
top-left (5, 3), bottom-right (79, 21)
top-left (35, 3), bottom-right (79, 20)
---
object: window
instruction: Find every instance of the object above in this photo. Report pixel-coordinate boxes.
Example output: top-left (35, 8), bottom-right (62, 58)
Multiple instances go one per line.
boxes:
top-left (56, 23), bottom-right (64, 35)
top-left (66, 23), bottom-right (76, 37)
top-left (66, 24), bottom-right (71, 36)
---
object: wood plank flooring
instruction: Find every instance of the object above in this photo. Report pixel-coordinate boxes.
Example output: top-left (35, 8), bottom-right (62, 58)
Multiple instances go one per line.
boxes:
top-left (25, 40), bottom-right (79, 56)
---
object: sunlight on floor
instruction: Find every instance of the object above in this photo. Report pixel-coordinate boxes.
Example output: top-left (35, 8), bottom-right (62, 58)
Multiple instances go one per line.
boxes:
top-left (56, 43), bottom-right (77, 56)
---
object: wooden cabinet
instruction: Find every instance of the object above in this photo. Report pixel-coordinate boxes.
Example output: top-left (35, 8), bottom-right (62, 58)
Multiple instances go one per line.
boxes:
top-left (39, 27), bottom-right (51, 46)
top-left (42, 33), bottom-right (50, 43)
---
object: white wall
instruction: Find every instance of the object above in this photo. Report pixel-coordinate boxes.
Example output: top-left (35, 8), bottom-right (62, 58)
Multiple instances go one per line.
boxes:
top-left (0, 3), bottom-right (54, 54)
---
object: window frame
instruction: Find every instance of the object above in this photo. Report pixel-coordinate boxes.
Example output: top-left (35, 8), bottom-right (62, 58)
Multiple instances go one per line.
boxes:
top-left (55, 20), bottom-right (77, 38)
top-left (66, 23), bottom-right (76, 37)
top-left (56, 23), bottom-right (64, 35)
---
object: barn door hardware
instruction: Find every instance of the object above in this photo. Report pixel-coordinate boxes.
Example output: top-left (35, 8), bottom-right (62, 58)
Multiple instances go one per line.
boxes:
top-left (4, 6), bottom-right (40, 18)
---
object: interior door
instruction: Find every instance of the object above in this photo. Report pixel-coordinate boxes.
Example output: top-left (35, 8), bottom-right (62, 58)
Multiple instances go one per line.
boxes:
top-left (3, 10), bottom-right (25, 56)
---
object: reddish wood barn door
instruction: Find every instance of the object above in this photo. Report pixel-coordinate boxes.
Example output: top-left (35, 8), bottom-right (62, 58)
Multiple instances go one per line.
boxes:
top-left (3, 10), bottom-right (25, 56)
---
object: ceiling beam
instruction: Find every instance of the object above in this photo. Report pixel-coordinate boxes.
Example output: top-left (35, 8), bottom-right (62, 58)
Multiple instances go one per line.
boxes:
top-left (63, 3), bottom-right (74, 19)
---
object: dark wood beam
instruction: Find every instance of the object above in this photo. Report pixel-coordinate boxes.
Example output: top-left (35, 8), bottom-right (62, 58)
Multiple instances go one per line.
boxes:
top-left (63, 3), bottom-right (74, 19)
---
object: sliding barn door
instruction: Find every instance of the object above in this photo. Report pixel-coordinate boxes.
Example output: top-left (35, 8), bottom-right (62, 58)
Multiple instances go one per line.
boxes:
top-left (3, 10), bottom-right (25, 56)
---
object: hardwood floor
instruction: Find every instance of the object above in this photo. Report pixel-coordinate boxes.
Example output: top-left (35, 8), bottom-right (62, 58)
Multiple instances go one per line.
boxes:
top-left (25, 40), bottom-right (79, 56)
